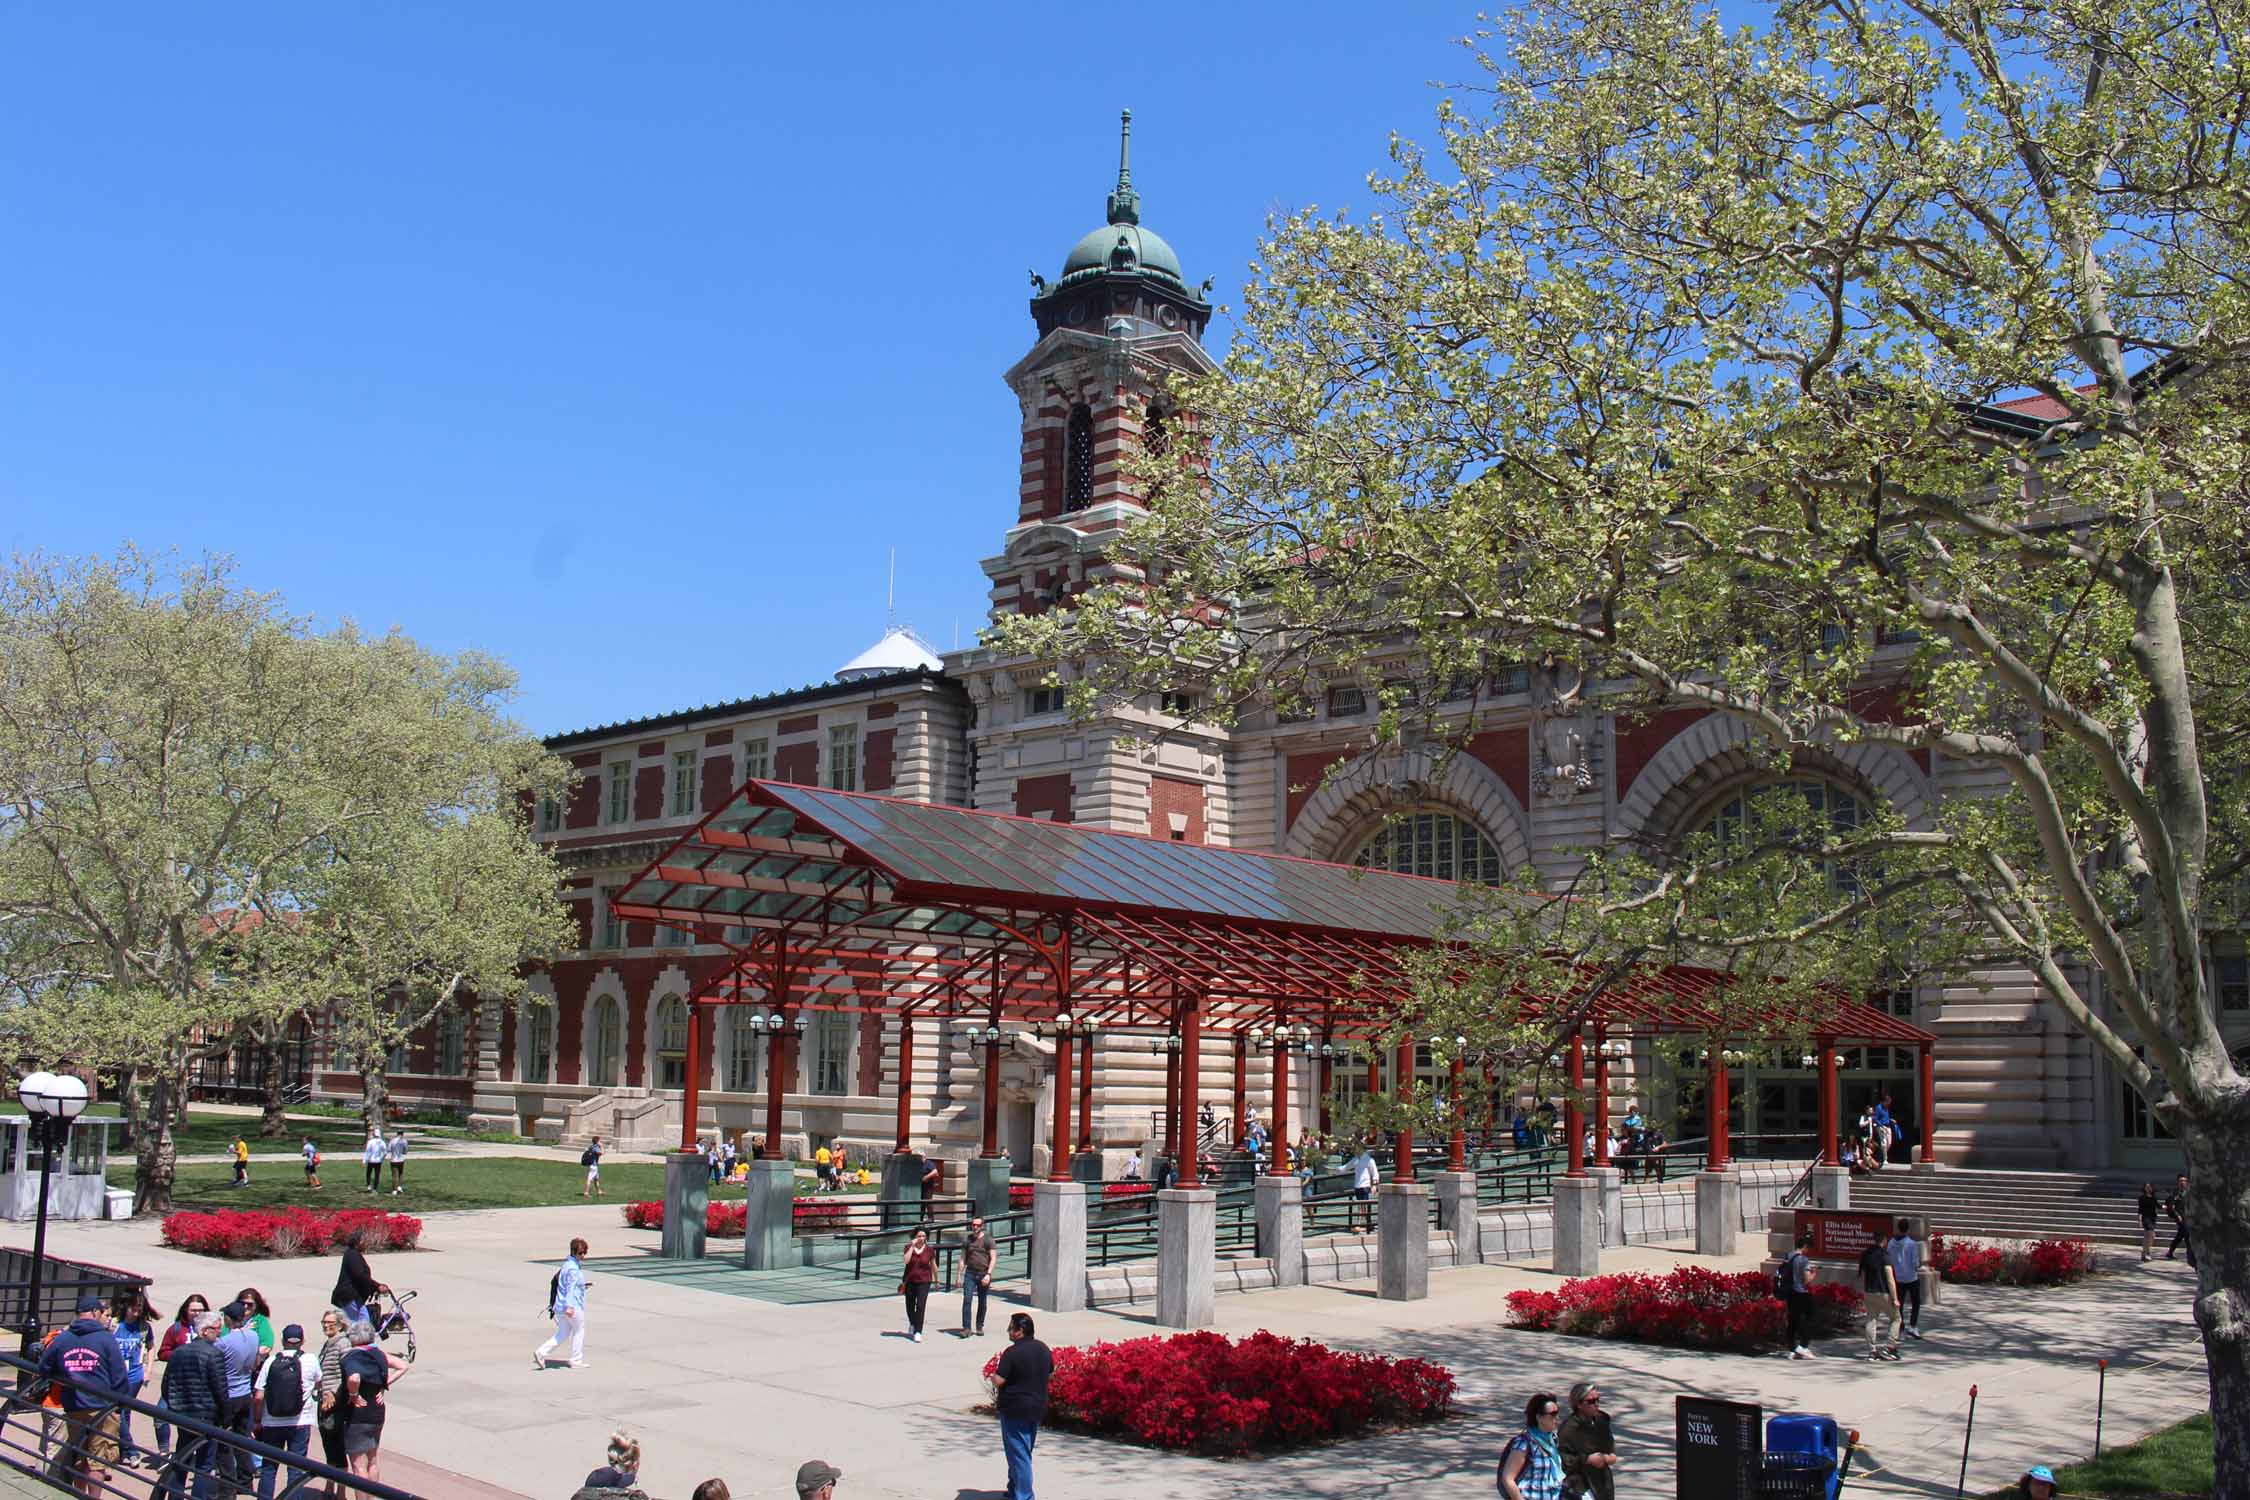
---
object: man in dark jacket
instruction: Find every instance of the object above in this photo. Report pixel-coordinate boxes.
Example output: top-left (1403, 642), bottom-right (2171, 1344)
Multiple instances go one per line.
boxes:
top-left (42, 1294), bottom-right (129, 1494)
top-left (157, 1312), bottom-right (230, 1500)
top-left (1557, 1381), bottom-right (1618, 1500)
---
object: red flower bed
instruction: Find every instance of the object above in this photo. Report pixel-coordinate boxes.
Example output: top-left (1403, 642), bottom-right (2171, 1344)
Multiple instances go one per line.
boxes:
top-left (1928, 1233), bottom-right (2096, 1286)
top-left (980, 1330), bottom-right (1452, 1455)
top-left (1007, 1182), bottom-right (1154, 1208)
top-left (161, 1208), bottom-right (422, 1260)
top-left (621, 1198), bottom-right (847, 1235)
top-left (1505, 1268), bottom-right (1861, 1352)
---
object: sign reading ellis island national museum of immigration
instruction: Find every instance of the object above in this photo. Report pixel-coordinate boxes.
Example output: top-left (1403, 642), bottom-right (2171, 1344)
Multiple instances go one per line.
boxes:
top-left (1795, 1208), bottom-right (1897, 1261)
top-left (1676, 1395), bottom-right (1761, 1500)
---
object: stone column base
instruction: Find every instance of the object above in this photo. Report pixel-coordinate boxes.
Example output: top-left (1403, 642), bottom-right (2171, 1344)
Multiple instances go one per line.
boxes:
top-left (1553, 1174), bottom-right (1601, 1276)
top-left (741, 1159), bottom-right (796, 1270)
top-left (1157, 1188), bottom-right (1218, 1328)
top-left (1031, 1181), bottom-right (1088, 1313)
top-left (967, 1156), bottom-right (1012, 1222)
top-left (1070, 1151), bottom-right (1103, 1184)
top-left (1695, 1169), bottom-right (1741, 1257)
top-left (1810, 1165), bottom-right (1852, 1209)
top-left (661, 1151), bottom-right (709, 1261)
top-left (1431, 1171), bottom-right (1480, 1264)
top-left (1254, 1175), bottom-right (1305, 1287)
top-left (1590, 1166), bottom-right (1623, 1247)
top-left (1377, 1183), bottom-right (1430, 1301)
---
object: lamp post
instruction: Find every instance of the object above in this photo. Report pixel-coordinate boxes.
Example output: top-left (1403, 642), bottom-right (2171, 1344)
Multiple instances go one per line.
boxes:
top-left (16, 1068), bottom-right (89, 1359)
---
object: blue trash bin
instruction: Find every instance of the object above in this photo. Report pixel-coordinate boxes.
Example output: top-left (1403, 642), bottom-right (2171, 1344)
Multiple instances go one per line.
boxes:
top-left (1766, 1415), bottom-right (1843, 1499)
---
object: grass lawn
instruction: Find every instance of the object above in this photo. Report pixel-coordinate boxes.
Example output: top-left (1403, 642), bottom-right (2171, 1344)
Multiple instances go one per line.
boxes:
top-left (2, 1105), bottom-right (513, 1159)
top-left (115, 1156), bottom-right (673, 1212)
top-left (1980, 1413), bottom-right (2212, 1497)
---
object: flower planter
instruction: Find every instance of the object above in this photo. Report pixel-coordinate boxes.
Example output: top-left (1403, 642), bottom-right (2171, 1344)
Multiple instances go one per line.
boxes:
top-left (160, 1208), bottom-right (422, 1260)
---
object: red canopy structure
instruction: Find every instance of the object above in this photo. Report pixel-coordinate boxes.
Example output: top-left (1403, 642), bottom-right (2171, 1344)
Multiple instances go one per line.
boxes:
top-left (609, 781), bottom-right (1936, 1185)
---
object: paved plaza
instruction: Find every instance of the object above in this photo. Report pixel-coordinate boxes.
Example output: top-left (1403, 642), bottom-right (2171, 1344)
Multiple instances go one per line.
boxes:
top-left (31, 1202), bottom-right (2209, 1499)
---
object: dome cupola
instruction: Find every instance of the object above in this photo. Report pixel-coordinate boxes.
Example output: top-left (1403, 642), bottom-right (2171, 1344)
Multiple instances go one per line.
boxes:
top-left (1029, 112), bottom-right (1211, 342)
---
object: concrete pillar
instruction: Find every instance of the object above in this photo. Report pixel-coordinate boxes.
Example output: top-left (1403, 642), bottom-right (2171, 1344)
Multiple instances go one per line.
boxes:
top-left (1157, 1186), bottom-right (1218, 1328)
top-left (1254, 1174), bottom-right (1304, 1287)
top-left (1591, 1165), bottom-right (1623, 1248)
top-left (1553, 1174), bottom-right (1601, 1276)
top-left (661, 1151), bottom-right (709, 1261)
top-left (1810, 1165), bottom-right (1852, 1209)
top-left (1070, 1151), bottom-right (1103, 1184)
top-left (1030, 1181), bottom-right (1087, 1313)
top-left (1376, 1182), bottom-right (1430, 1301)
top-left (741, 1158), bottom-right (795, 1270)
top-left (1695, 1168), bottom-right (1741, 1257)
top-left (967, 1156), bottom-right (1011, 1222)
top-left (878, 1153), bottom-right (924, 1231)
top-left (1432, 1170), bottom-right (1481, 1263)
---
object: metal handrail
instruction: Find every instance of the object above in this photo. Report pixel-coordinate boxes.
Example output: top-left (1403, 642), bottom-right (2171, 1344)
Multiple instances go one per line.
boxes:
top-left (0, 1349), bottom-right (421, 1500)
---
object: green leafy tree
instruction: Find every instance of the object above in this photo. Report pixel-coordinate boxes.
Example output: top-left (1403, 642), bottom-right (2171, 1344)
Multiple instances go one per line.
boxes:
top-left (997, 0), bottom-right (2250, 1477)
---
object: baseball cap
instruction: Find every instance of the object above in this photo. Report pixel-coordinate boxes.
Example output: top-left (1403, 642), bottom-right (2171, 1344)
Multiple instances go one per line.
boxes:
top-left (74, 1294), bottom-right (104, 1314)
top-left (794, 1459), bottom-right (842, 1494)
top-left (281, 1324), bottom-right (305, 1346)
top-left (2023, 1465), bottom-right (2057, 1484)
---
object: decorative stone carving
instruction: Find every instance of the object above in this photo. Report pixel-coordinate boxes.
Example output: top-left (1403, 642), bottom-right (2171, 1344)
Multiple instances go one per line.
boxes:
top-left (1532, 655), bottom-right (1597, 801)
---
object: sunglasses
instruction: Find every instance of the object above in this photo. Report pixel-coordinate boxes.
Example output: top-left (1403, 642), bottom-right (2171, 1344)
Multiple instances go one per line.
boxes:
top-left (1540, 1407), bottom-right (1561, 1417)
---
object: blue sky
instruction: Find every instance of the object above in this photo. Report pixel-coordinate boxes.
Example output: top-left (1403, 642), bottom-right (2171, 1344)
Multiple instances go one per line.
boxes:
top-left (0, 5), bottom-right (1475, 737)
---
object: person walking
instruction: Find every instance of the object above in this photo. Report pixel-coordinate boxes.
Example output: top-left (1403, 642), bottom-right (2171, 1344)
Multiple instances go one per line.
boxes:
top-left (231, 1137), bottom-right (251, 1188)
top-left (41, 1293), bottom-right (128, 1497)
top-left (900, 1227), bottom-right (937, 1342)
top-left (1783, 1229), bottom-right (1816, 1358)
top-left (154, 1294), bottom-right (211, 1462)
top-left (960, 1216), bottom-right (994, 1336)
top-left (2139, 1181), bottom-right (2162, 1261)
top-left (1497, 1392), bottom-right (1567, 1500)
top-left (2165, 1172), bottom-right (2193, 1264)
top-left (989, 1313), bottom-right (1051, 1500)
top-left (301, 1138), bottom-right (322, 1192)
top-left (312, 1309), bottom-right (350, 1489)
top-left (385, 1131), bottom-right (408, 1195)
top-left (332, 1229), bottom-right (384, 1325)
top-left (1349, 1141), bottom-right (1380, 1229)
top-left (110, 1290), bottom-right (155, 1469)
top-left (339, 1320), bottom-right (407, 1484)
top-left (1889, 1219), bottom-right (1925, 1339)
top-left (359, 1130), bottom-right (385, 1193)
top-left (216, 1301), bottom-right (263, 1496)
top-left (252, 1324), bottom-right (317, 1500)
top-left (813, 1143), bottom-right (833, 1192)
top-left (582, 1137), bottom-right (605, 1198)
top-left (1122, 1149), bottom-right (1142, 1181)
top-left (156, 1312), bottom-right (228, 1500)
top-left (794, 1460), bottom-right (842, 1500)
top-left (535, 1237), bottom-right (591, 1369)
top-left (1556, 1382), bottom-right (1618, 1500)
top-left (1859, 1232), bottom-right (1903, 1360)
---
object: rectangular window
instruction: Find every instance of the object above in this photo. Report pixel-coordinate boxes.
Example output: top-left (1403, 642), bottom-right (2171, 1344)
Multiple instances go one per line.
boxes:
top-left (671, 751), bottom-right (696, 815)
top-left (1023, 686), bottom-right (1065, 716)
top-left (606, 761), bottom-right (630, 824)
top-left (538, 796), bottom-right (560, 833)
top-left (1328, 685), bottom-right (1367, 717)
top-left (437, 1011), bottom-right (466, 1076)
top-left (524, 1013), bottom-right (552, 1084)
top-left (2217, 951), bottom-right (2249, 1010)
top-left (828, 724), bottom-right (858, 791)
top-left (1160, 691), bottom-right (1200, 716)
top-left (742, 737), bottom-right (769, 781)
top-left (662, 921), bottom-right (692, 948)
top-left (726, 1017), bottom-right (760, 1092)
top-left (598, 889), bottom-right (622, 949)
top-left (812, 1012), bottom-right (852, 1096)
top-left (1489, 662), bottom-right (1531, 696)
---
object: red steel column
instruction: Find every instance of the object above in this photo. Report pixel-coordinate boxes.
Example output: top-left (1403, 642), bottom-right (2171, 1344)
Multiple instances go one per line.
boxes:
top-left (1077, 1029), bottom-right (1094, 1154)
top-left (1707, 1046), bottom-right (1731, 1171)
top-left (1177, 1005), bottom-right (1203, 1188)
top-left (1162, 1040), bottom-right (1180, 1157)
top-left (1565, 1029), bottom-right (1586, 1178)
top-left (1393, 1038), bottom-right (1416, 1183)
top-left (1317, 1049), bottom-right (1334, 1135)
top-left (1483, 1062), bottom-right (1499, 1151)
top-left (892, 1015), bottom-right (914, 1155)
top-left (1268, 1037), bottom-right (1291, 1177)
top-left (1447, 1055), bottom-right (1467, 1172)
top-left (1593, 1028), bottom-right (1612, 1167)
top-left (1232, 1036), bottom-right (1249, 1145)
top-left (1049, 1027), bottom-right (1074, 1183)
top-left (763, 1017), bottom-right (789, 1158)
top-left (979, 1030), bottom-right (1002, 1158)
top-left (680, 1004), bottom-right (707, 1151)
top-left (1918, 1041), bottom-right (1937, 1164)
top-left (1817, 1040), bottom-right (1839, 1167)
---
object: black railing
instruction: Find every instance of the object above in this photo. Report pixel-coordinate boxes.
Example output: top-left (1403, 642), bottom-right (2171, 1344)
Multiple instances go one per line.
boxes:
top-left (0, 1252), bottom-right (150, 1345)
top-left (0, 1349), bottom-right (421, 1500)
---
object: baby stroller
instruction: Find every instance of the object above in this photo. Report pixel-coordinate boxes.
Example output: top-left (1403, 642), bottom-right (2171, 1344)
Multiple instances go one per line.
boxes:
top-left (368, 1286), bottom-right (418, 1363)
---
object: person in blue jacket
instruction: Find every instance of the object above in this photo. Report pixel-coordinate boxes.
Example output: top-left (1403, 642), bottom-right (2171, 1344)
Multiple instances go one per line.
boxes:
top-left (41, 1293), bottom-right (130, 1494)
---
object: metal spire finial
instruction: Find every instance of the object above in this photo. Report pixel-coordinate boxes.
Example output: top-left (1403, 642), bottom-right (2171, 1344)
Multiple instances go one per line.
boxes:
top-left (1106, 108), bottom-right (1141, 227)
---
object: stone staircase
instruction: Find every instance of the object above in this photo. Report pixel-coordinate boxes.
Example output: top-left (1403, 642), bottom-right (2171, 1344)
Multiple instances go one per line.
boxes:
top-left (1847, 1167), bottom-right (2152, 1246)
top-left (558, 1088), bottom-right (684, 1153)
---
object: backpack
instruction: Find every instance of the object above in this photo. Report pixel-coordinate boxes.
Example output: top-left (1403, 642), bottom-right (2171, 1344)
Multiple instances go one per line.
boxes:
top-left (1775, 1257), bottom-right (1793, 1297)
top-left (262, 1352), bottom-right (305, 1419)
top-left (581, 1148), bottom-right (597, 1167)
top-left (546, 1270), bottom-right (562, 1318)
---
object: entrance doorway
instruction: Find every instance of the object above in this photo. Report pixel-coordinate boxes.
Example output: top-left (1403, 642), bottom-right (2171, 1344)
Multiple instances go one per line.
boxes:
top-left (1003, 1102), bottom-right (1035, 1175)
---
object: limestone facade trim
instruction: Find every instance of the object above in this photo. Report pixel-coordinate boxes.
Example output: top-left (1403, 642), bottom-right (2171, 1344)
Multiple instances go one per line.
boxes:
top-left (1613, 712), bottom-right (1933, 845)
top-left (1281, 743), bottom-right (1534, 874)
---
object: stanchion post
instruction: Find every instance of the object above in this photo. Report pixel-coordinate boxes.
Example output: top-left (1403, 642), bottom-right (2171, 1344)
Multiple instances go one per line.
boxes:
top-left (2095, 1358), bottom-right (2107, 1456)
top-left (1956, 1384), bottom-right (1978, 1498)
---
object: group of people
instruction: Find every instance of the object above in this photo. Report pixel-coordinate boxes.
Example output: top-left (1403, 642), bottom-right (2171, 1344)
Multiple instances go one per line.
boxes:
top-left (1776, 1217), bottom-right (1926, 1361)
top-left (2138, 1172), bottom-right (2194, 1264)
top-left (33, 1232), bottom-right (409, 1500)
top-left (811, 1142), bottom-right (869, 1191)
top-left (1840, 1096), bottom-right (1905, 1174)
top-left (225, 1128), bottom-right (410, 1195)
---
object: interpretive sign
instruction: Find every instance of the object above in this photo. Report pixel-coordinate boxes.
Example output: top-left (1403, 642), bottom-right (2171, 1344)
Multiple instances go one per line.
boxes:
top-left (1796, 1208), bottom-right (1896, 1261)
top-left (1676, 1395), bottom-right (1761, 1500)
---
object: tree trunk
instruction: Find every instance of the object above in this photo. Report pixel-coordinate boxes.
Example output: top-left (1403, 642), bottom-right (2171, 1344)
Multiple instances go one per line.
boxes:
top-left (360, 1065), bottom-right (390, 1140)
top-left (2171, 1105), bottom-right (2250, 1500)
top-left (173, 1077), bottom-right (190, 1133)
top-left (133, 1071), bottom-right (180, 1218)
top-left (258, 1032), bottom-right (290, 1137)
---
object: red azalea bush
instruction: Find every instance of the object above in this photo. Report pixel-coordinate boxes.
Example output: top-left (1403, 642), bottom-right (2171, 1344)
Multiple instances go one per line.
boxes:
top-left (1504, 1267), bottom-right (1861, 1352)
top-left (979, 1330), bottom-right (1452, 1455)
top-left (161, 1208), bottom-right (422, 1260)
top-left (1928, 1233), bottom-right (2096, 1286)
top-left (1008, 1182), bottom-right (1155, 1208)
top-left (622, 1198), bottom-right (846, 1235)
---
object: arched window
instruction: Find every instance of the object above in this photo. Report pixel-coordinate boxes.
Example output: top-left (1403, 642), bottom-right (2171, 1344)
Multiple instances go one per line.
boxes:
top-left (587, 998), bottom-right (622, 1088)
top-left (1694, 778), bottom-right (1867, 890)
top-left (1352, 809), bottom-right (1505, 884)
top-left (724, 1009), bottom-right (761, 1092)
top-left (654, 996), bottom-right (689, 1090)
top-left (1064, 404), bottom-right (1095, 507)
top-left (1144, 403), bottom-right (1170, 460)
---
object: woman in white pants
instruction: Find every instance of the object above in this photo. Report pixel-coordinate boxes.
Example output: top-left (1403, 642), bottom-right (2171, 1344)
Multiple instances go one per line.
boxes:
top-left (534, 1237), bottom-right (589, 1369)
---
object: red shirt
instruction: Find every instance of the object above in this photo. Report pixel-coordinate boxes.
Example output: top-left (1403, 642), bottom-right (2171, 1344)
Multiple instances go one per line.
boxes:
top-left (903, 1245), bottom-right (937, 1285)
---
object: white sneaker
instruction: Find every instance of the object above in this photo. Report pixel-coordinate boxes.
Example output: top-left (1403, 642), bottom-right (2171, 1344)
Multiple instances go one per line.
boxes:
top-left (531, 1351), bottom-right (545, 1370)
top-left (910, 1331), bottom-right (921, 1343)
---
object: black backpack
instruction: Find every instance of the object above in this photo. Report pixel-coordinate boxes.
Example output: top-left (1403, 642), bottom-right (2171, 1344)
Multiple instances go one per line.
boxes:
top-left (581, 1147), bottom-right (597, 1167)
top-left (262, 1351), bottom-right (305, 1419)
